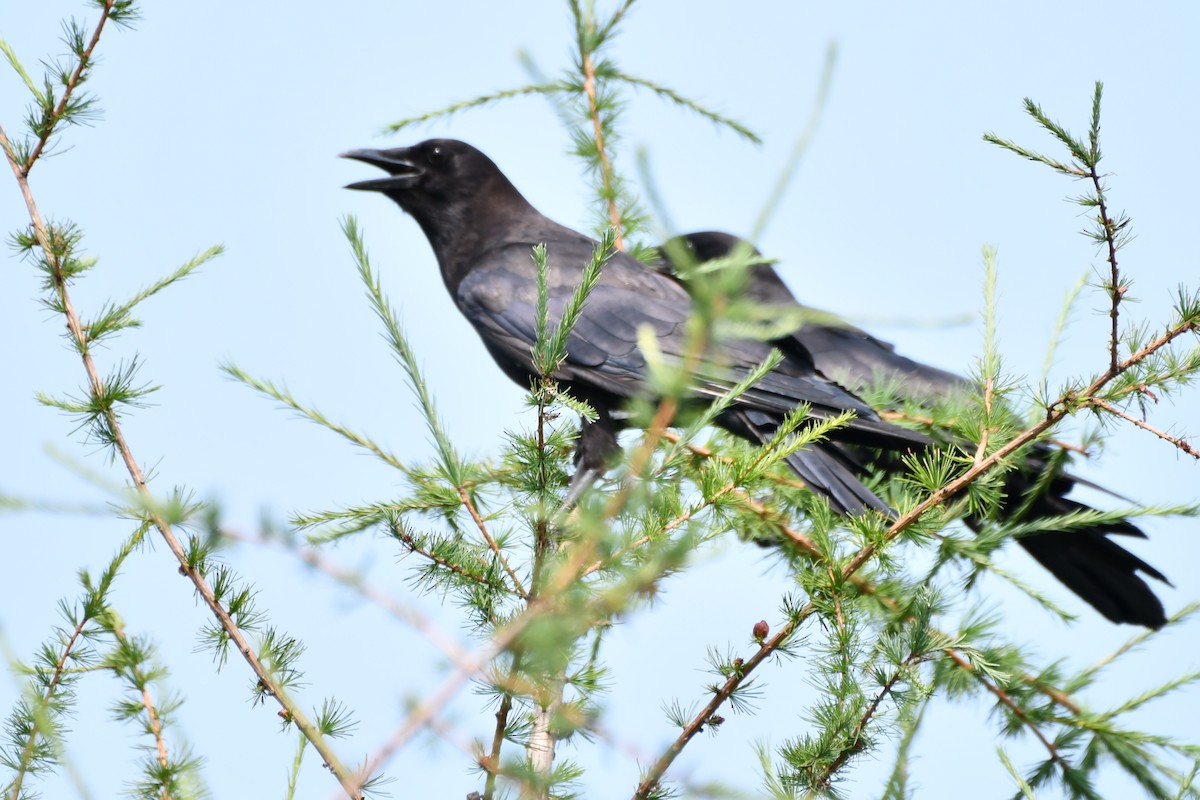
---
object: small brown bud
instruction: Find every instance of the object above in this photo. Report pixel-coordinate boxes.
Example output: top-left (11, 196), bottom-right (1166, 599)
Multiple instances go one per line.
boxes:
top-left (752, 619), bottom-right (769, 642)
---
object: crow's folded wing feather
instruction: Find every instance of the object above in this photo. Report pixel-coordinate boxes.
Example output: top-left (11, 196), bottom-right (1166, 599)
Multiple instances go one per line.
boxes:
top-left (457, 241), bottom-right (929, 451)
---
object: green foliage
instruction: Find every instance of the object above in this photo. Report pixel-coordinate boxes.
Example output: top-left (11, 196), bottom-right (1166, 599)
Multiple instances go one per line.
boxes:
top-left (343, 215), bottom-right (463, 482)
top-left (533, 230), bottom-right (616, 379)
top-left (3, 3), bottom-right (1200, 800)
top-left (1, 525), bottom-right (207, 800)
top-left (383, 0), bottom-right (757, 249)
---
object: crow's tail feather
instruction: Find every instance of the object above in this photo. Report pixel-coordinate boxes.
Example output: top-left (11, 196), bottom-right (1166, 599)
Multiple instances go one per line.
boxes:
top-left (979, 465), bottom-right (1169, 628)
top-left (1014, 528), bottom-right (1168, 628)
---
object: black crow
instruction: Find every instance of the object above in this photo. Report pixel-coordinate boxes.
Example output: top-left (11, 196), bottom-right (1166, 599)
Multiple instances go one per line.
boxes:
top-left (657, 231), bottom-right (1170, 627)
top-left (341, 139), bottom-right (929, 517)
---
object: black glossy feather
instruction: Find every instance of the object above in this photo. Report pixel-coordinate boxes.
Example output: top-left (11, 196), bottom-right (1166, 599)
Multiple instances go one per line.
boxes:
top-left (659, 231), bottom-right (1170, 627)
top-left (344, 140), bottom-right (930, 517)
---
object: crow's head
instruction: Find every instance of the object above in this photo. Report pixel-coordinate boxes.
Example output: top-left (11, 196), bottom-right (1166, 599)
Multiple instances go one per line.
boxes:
top-left (341, 138), bottom-right (540, 289)
top-left (342, 138), bottom-right (509, 209)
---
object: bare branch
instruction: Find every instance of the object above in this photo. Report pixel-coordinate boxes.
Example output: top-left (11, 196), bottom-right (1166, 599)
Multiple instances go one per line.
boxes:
top-left (223, 526), bottom-right (481, 670)
top-left (1089, 398), bottom-right (1200, 459)
top-left (944, 649), bottom-right (1072, 779)
top-left (632, 312), bottom-right (1199, 793)
top-left (110, 624), bottom-right (172, 800)
top-left (459, 486), bottom-right (529, 598)
top-left (576, 21), bottom-right (623, 250)
top-left (7, 617), bottom-right (88, 800)
top-left (22, 1), bottom-right (117, 172)
top-left (343, 601), bottom-right (549, 797)
top-left (810, 654), bottom-right (925, 791)
top-left (1, 111), bottom-right (365, 798)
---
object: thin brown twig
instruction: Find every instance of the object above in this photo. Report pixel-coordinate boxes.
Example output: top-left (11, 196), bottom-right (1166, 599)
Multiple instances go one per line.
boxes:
top-left (973, 376), bottom-right (994, 466)
top-left (523, 395), bottom-right (560, 799)
top-left (602, 398), bottom-right (679, 518)
top-left (1, 80), bottom-right (364, 800)
top-left (22, 1), bottom-right (116, 172)
top-left (1049, 438), bottom-right (1091, 456)
top-left (141, 684), bottom-right (170, 778)
top-left (582, 472), bottom-right (738, 579)
top-left (223, 527), bottom-right (480, 670)
top-left (943, 649), bottom-right (1071, 778)
top-left (1089, 398), bottom-right (1200, 459)
top-left (341, 600), bottom-right (548, 798)
top-left (482, 664), bottom-right (519, 800)
top-left (579, 33), bottom-right (624, 250)
top-left (1090, 164), bottom-right (1124, 374)
top-left (459, 486), bottom-right (529, 598)
top-left (633, 318), bottom-right (1197, 795)
top-left (8, 617), bottom-right (88, 800)
top-left (1027, 678), bottom-right (1082, 716)
top-left (661, 430), bottom-right (812, 491)
top-left (633, 602), bottom-right (815, 798)
top-left (393, 523), bottom-right (514, 596)
top-left (841, 316), bottom-right (1197, 582)
top-left (879, 412), bottom-right (1092, 457)
top-left (810, 655), bottom-right (923, 790)
top-left (110, 624), bottom-right (172, 799)
top-left (657, 431), bottom-right (1089, 722)
top-left (829, 564), bottom-right (846, 633)
top-left (142, 686), bottom-right (171, 796)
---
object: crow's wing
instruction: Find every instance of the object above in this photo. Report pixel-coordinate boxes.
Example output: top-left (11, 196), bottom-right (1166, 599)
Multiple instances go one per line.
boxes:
top-left (457, 240), bottom-right (927, 449)
top-left (455, 240), bottom-right (685, 399)
top-left (787, 321), bottom-right (966, 402)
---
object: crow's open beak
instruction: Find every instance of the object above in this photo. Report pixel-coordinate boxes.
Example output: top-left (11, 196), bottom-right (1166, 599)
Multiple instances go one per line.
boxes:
top-left (340, 147), bottom-right (422, 191)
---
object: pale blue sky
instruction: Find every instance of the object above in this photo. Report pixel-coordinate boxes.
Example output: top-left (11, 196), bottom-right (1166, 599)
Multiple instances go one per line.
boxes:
top-left (2, 2), bottom-right (1198, 798)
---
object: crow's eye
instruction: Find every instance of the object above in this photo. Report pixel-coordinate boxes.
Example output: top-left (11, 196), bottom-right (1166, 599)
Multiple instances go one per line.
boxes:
top-left (428, 146), bottom-right (448, 166)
